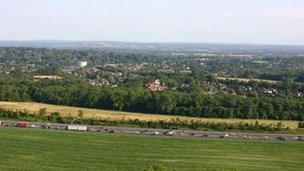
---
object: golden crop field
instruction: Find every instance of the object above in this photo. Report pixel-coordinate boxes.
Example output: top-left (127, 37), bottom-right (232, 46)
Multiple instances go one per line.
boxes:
top-left (0, 101), bottom-right (299, 129)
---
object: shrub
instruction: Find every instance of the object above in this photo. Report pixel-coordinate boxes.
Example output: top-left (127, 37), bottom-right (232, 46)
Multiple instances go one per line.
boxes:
top-left (145, 164), bottom-right (170, 171)
top-left (298, 121), bottom-right (304, 128)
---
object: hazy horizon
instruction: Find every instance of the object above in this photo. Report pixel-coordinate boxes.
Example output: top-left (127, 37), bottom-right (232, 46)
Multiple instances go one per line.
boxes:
top-left (1, 0), bottom-right (304, 45)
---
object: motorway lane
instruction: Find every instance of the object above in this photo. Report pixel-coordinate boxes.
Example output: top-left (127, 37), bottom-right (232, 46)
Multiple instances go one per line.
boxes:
top-left (1, 120), bottom-right (304, 142)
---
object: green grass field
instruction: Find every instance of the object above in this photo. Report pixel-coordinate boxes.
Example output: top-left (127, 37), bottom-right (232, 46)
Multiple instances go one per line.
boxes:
top-left (0, 127), bottom-right (303, 170)
top-left (215, 76), bottom-right (279, 84)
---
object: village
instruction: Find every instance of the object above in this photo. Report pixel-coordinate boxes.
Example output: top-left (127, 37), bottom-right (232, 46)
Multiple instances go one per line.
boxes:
top-left (17, 56), bottom-right (303, 99)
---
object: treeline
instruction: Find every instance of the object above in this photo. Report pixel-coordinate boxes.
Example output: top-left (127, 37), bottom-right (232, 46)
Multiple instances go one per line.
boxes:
top-left (0, 47), bottom-right (175, 69)
top-left (0, 108), bottom-right (291, 132)
top-left (0, 76), bottom-right (304, 121)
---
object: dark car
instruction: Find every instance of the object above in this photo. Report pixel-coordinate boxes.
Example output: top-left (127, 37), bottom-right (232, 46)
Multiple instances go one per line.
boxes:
top-left (108, 130), bottom-right (115, 133)
top-left (202, 134), bottom-right (209, 138)
top-left (277, 136), bottom-right (286, 141)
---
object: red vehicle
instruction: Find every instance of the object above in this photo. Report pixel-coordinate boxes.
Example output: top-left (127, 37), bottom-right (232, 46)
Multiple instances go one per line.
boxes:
top-left (17, 122), bottom-right (28, 128)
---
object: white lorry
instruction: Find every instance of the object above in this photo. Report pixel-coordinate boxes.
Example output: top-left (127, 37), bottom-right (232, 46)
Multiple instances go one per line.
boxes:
top-left (67, 125), bottom-right (87, 131)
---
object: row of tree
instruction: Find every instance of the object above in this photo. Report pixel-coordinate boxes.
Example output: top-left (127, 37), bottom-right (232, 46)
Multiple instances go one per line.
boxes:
top-left (0, 108), bottom-right (288, 132)
top-left (0, 76), bottom-right (303, 121)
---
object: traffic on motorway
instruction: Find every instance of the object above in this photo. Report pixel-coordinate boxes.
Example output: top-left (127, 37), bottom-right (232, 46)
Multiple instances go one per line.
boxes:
top-left (1, 120), bottom-right (304, 142)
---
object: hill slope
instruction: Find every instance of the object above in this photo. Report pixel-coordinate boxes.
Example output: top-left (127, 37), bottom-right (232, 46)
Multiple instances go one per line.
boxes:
top-left (0, 127), bottom-right (303, 170)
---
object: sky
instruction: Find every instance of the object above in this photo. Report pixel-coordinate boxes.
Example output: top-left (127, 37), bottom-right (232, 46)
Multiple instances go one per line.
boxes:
top-left (0, 0), bottom-right (304, 45)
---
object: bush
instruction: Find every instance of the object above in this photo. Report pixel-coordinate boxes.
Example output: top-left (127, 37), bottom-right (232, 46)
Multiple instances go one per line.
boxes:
top-left (298, 121), bottom-right (304, 128)
top-left (145, 164), bottom-right (170, 171)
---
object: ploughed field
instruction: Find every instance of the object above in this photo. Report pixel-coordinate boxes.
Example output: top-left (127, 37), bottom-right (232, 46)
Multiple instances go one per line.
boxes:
top-left (0, 127), bottom-right (303, 170)
top-left (0, 101), bottom-right (299, 129)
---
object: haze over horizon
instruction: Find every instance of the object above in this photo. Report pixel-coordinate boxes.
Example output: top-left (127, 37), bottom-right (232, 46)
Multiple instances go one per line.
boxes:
top-left (1, 0), bottom-right (304, 45)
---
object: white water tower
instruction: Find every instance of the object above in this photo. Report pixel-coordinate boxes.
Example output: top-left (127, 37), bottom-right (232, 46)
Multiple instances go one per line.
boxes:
top-left (77, 61), bottom-right (88, 68)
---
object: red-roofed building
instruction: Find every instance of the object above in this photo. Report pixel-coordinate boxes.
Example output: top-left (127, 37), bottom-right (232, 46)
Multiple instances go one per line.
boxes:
top-left (146, 79), bottom-right (165, 91)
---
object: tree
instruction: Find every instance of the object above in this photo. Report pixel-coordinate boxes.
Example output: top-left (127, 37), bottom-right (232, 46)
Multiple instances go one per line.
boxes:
top-left (298, 121), bottom-right (304, 128)
top-left (158, 93), bottom-right (176, 114)
top-left (240, 101), bottom-right (255, 119)
top-left (78, 109), bottom-right (84, 118)
top-left (145, 164), bottom-right (169, 171)
top-left (50, 112), bottom-right (61, 123)
top-left (38, 108), bottom-right (47, 116)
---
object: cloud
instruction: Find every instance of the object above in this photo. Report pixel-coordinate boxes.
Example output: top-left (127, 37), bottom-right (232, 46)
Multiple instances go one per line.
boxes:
top-left (45, 10), bottom-right (56, 17)
top-left (11, 0), bottom-right (49, 6)
top-left (204, 9), bottom-right (304, 19)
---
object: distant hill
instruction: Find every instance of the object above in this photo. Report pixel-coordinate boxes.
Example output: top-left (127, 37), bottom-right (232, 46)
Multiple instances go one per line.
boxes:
top-left (0, 40), bottom-right (304, 53)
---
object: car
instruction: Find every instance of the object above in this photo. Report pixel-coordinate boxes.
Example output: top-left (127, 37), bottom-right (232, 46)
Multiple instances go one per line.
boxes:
top-left (293, 136), bottom-right (298, 140)
top-left (277, 136), bottom-right (286, 141)
top-left (154, 132), bottom-right (160, 135)
top-left (202, 134), bottom-right (209, 138)
top-left (55, 126), bottom-right (61, 130)
top-left (165, 130), bottom-right (176, 136)
top-left (189, 133), bottom-right (195, 136)
top-left (134, 131), bottom-right (142, 134)
top-left (41, 123), bottom-right (52, 129)
top-left (46, 123), bottom-right (52, 129)
top-left (243, 135), bottom-right (252, 139)
top-left (29, 125), bottom-right (35, 128)
top-left (219, 135), bottom-right (225, 138)
top-left (17, 122), bottom-right (28, 128)
top-left (219, 134), bottom-right (229, 138)
top-left (263, 136), bottom-right (270, 140)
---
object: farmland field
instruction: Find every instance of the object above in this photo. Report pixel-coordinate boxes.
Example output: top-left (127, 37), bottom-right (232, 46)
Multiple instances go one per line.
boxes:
top-left (215, 76), bottom-right (279, 84)
top-left (252, 60), bottom-right (270, 64)
top-left (0, 101), bottom-right (300, 129)
top-left (0, 127), bottom-right (303, 170)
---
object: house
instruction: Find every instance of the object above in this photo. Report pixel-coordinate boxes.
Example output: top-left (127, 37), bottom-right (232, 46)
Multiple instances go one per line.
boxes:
top-left (34, 75), bottom-right (63, 80)
top-left (146, 79), bottom-right (165, 91)
top-left (77, 61), bottom-right (88, 68)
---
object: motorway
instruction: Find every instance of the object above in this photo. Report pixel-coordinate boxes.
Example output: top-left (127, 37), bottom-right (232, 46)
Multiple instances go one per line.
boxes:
top-left (1, 120), bottom-right (304, 142)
